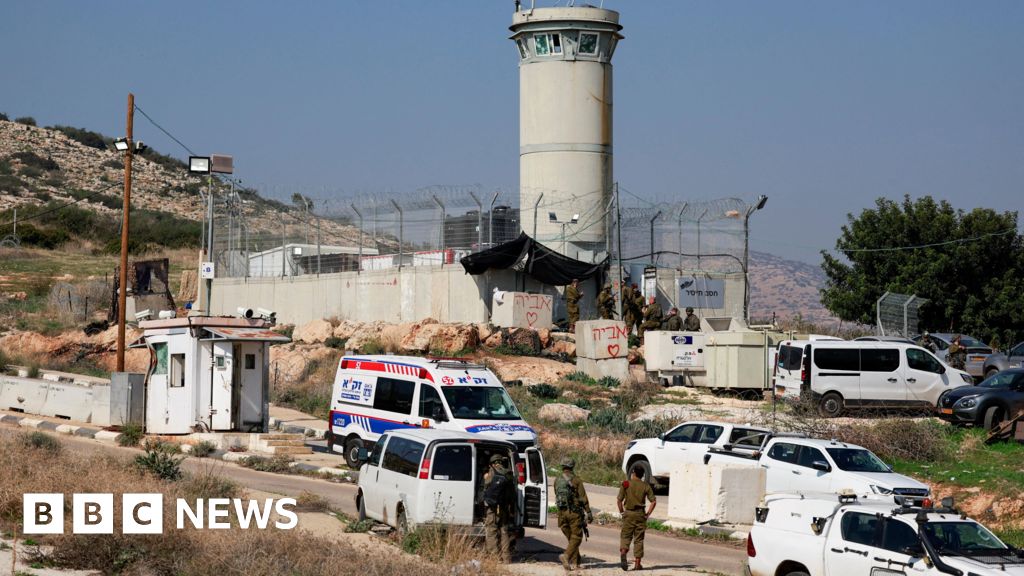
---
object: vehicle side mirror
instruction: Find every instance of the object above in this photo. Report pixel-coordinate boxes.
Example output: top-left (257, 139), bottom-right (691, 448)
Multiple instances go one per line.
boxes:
top-left (658, 433), bottom-right (666, 443)
top-left (432, 406), bottom-right (448, 422)
top-left (812, 460), bottom-right (831, 472)
top-left (356, 447), bottom-right (369, 463)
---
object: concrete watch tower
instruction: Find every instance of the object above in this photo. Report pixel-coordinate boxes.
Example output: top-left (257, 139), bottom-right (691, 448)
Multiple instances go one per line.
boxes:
top-left (510, 5), bottom-right (623, 263)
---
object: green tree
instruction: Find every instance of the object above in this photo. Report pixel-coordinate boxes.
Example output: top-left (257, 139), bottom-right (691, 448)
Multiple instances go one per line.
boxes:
top-left (821, 195), bottom-right (1023, 345)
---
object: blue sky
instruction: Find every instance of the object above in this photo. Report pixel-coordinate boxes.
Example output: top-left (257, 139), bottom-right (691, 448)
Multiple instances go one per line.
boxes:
top-left (2, 1), bottom-right (1022, 263)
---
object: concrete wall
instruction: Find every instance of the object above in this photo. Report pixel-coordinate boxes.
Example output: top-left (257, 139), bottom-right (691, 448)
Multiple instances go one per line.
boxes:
top-left (0, 374), bottom-right (109, 424)
top-left (211, 265), bottom-right (495, 326)
top-left (668, 463), bottom-right (766, 526)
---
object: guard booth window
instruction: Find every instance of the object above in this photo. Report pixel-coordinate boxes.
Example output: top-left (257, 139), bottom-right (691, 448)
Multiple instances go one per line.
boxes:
top-left (578, 32), bottom-right (599, 55)
top-left (374, 378), bottom-right (415, 414)
top-left (153, 343), bottom-right (168, 375)
top-left (170, 354), bottom-right (185, 388)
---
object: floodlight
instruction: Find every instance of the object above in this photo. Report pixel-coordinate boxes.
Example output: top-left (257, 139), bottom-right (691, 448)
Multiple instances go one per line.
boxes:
top-left (570, 214), bottom-right (580, 223)
top-left (189, 156), bottom-right (211, 174)
top-left (134, 309), bottom-right (152, 321)
top-left (113, 138), bottom-right (129, 152)
top-left (755, 194), bottom-right (768, 210)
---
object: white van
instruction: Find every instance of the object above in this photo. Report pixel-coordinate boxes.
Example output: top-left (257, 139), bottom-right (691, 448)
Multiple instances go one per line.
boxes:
top-left (328, 355), bottom-right (537, 467)
top-left (773, 341), bottom-right (973, 416)
top-left (354, 429), bottom-right (548, 534)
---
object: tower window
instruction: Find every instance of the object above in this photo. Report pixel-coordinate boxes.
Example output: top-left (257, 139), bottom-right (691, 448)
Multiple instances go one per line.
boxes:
top-left (516, 39), bottom-right (529, 59)
top-left (578, 32), bottom-right (599, 56)
top-left (534, 34), bottom-right (550, 56)
top-left (534, 33), bottom-right (562, 57)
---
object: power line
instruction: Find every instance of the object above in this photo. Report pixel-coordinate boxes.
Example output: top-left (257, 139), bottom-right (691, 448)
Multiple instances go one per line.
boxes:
top-left (133, 105), bottom-right (197, 157)
top-left (836, 229), bottom-right (1016, 254)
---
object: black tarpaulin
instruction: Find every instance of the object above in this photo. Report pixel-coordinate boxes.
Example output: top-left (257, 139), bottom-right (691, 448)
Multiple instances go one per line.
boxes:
top-left (459, 232), bottom-right (607, 285)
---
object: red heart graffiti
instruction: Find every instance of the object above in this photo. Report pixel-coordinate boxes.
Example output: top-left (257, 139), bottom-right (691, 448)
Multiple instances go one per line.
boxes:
top-left (526, 312), bottom-right (538, 326)
top-left (607, 344), bottom-right (621, 357)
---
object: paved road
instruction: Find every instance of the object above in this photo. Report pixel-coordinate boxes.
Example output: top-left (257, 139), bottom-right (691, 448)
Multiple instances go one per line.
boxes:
top-left (4, 430), bottom-right (745, 575)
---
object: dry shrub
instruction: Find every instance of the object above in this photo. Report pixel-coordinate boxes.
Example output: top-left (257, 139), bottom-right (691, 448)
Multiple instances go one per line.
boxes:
top-left (832, 419), bottom-right (952, 462)
top-left (0, 434), bottom-right (458, 576)
top-left (380, 329), bottom-right (403, 354)
top-left (538, 429), bottom-right (626, 468)
top-left (401, 526), bottom-right (508, 575)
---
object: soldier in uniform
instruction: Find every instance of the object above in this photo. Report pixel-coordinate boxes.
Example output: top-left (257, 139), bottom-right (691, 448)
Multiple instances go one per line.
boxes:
top-left (622, 283), bottom-right (636, 330)
top-left (555, 458), bottom-right (592, 572)
top-left (948, 334), bottom-right (967, 371)
top-left (920, 332), bottom-right (937, 354)
top-left (663, 307), bottom-right (684, 331)
top-left (683, 307), bottom-right (701, 332)
top-left (597, 284), bottom-right (615, 320)
top-left (483, 453), bottom-right (515, 562)
top-left (565, 279), bottom-right (582, 332)
top-left (617, 466), bottom-right (657, 571)
top-left (639, 296), bottom-right (663, 340)
top-left (630, 285), bottom-right (645, 335)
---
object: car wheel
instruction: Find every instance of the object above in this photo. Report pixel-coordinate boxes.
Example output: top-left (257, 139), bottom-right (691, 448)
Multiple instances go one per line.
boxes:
top-left (397, 508), bottom-right (409, 538)
top-left (983, 406), bottom-right (1006, 432)
top-left (630, 459), bottom-right (655, 485)
top-left (985, 368), bottom-right (999, 380)
top-left (818, 392), bottom-right (844, 418)
top-left (357, 491), bottom-right (367, 522)
top-left (344, 436), bottom-right (364, 469)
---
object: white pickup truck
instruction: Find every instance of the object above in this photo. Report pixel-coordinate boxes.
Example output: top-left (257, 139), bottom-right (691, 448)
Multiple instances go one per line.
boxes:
top-left (704, 437), bottom-right (931, 500)
top-left (621, 420), bottom-right (770, 486)
top-left (746, 492), bottom-right (1024, 576)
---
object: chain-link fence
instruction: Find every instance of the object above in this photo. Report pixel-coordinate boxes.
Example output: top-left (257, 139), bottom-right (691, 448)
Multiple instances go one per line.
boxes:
top-left (208, 182), bottom-right (755, 281)
top-left (876, 292), bottom-right (927, 337)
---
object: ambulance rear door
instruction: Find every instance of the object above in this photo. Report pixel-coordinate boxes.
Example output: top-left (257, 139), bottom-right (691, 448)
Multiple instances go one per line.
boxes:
top-left (522, 446), bottom-right (548, 528)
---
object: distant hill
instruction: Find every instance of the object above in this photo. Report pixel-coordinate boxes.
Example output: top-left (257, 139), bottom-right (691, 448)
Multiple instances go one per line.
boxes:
top-left (0, 118), bottom-right (371, 250)
top-left (749, 250), bottom-right (838, 327)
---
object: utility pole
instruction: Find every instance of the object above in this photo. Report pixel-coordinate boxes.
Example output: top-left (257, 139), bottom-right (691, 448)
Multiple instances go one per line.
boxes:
top-left (115, 93), bottom-right (135, 373)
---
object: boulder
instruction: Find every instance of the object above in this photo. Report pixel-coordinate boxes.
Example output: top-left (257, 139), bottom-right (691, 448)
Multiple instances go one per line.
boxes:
top-left (538, 403), bottom-right (590, 424)
top-left (477, 323), bottom-right (494, 342)
top-left (332, 319), bottom-right (364, 340)
top-left (483, 331), bottom-right (504, 349)
top-left (347, 323), bottom-right (387, 352)
top-left (506, 328), bottom-right (541, 355)
top-left (268, 345), bottom-right (338, 383)
top-left (548, 340), bottom-right (576, 357)
top-left (427, 324), bottom-right (479, 355)
top-left (400, 319), bottom-right (443, 353)
top-left (294, 319), bottom-right (334, 344)
top-left (537, 328), bottom-right (551, 349)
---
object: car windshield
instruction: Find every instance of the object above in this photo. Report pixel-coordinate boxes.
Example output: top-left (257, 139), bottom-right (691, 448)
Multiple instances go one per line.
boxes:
top-left (922, 521), bottom-right (1009, 556)
top-left (826, 448), bottom-right (891, 472)
top-left (442, 386), bottom-right (522, 420)
top-left (978, 372), bottom-right (1020, 389)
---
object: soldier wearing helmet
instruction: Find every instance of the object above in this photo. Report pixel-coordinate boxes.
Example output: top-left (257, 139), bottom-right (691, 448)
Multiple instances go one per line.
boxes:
top-left (554, 457), bottom-right (592, 571)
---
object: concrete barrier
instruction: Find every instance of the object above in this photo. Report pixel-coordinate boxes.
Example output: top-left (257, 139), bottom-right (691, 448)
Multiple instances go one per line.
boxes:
top-left (667, 463), bottom-right (765, 526)
top-left (576, 357), bottom-right (630, 382)
top-left (0, 375), bottom-right (106, 424)
top-left (492, 291), bottom-right (554, 330)
top-left (575, 320), bottom-right (629, 360)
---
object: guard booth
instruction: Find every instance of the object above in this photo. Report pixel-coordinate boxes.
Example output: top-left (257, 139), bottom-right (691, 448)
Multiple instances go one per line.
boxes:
top-left (132, 316), bottom-right (290, 434)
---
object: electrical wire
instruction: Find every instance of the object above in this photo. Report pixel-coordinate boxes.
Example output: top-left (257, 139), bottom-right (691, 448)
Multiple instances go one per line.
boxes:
top-left (835, 229), bottom-right (1016, 253)
top-left (133, 105), bottom-right (198, 157)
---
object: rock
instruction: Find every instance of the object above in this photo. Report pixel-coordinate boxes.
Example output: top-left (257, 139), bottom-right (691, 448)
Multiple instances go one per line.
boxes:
top-left (400, 319), bottom-right (443, 353)
top-left (332, 319), bottom-right (364, 340)
top-left (538, 403), bottom-right (590, 424)
top-left (486, 355), bottom-right (574, 387)
top-left (346, 323), bottom-right (387, 352)
top-left (548, 340), bottom-right (576, 357)
top-left (538, 328), bottom-right (551, 349)
top-left (506, 328), bottom-right (542, 355)
top-left (428, 324), bottom-right (478, 355)
top-left (269, 345), bottom-right (337, 383)
top-left (627, 346), bottom-right (644, 365)
top-left (477, 323), bottom-right (494, 342)
top-left (483, 331), bottom-right (504, 349)
top-left (293, 319), bottom-right (334, 344)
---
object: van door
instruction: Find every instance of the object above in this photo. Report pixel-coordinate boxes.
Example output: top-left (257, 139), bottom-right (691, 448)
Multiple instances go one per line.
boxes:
top-left (426, 443), bottom-right (474, 525)
top-left (362, 434), bottom-right (389, 522)
top-left (417, 383), bottom-right (450, 430)
top-left (522, 447), bottom-right (548, 528)
top-left (773, 344), bottom-right (804, 397)
top-left (811, 347), bottom-right (861, 404)
top-left (378, 435), bottom-right (426, 528)
top-left (858, 348), bottom-right (904, 405)
top-left (905, 348), bottom-right (949, 406)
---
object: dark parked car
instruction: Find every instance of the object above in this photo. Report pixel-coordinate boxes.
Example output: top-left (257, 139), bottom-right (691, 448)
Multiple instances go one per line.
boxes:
top-left (937, 368), bottom-right (1024, 430)
top-left (913, 333), bottom-right (992, 380)
top-left (981, 341), bottom-right (1024, 380)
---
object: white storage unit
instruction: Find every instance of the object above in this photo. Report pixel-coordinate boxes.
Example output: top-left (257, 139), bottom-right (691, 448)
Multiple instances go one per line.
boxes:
top-left (644, 331), bottom-right (707, 386)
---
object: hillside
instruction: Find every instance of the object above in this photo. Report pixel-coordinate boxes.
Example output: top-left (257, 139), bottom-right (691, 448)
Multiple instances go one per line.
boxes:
top-left (749, 250), bottom-right (837, 326)
top-left (0, 118), bottom-right (371, 248)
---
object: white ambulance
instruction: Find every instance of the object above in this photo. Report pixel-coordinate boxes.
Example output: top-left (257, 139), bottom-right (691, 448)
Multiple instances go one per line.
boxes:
top-left (327, 355), bottom-right (539, 468)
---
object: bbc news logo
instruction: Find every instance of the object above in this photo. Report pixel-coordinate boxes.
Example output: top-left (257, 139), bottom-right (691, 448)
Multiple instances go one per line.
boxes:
top-left (23, 494), bottom-right (298, 534)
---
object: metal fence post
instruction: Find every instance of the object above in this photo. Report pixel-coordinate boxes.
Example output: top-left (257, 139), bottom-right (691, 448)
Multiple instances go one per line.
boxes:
top-left (391, 199), bottom-right (403, 269)
top-left (469, 191), bottom-right (483, 250)
top-left (432, 194), bottom-right (446, 265)
top-left (352, 204), bottom-right (363, 274)
top-left (649, 210), bottom-right (662, 264)
top-left (532, 192), bottom-right (544, 240)
top-left (488, 191), bottom-right (500, 248)
top-left (676, 202), bottom-right (688, 268)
